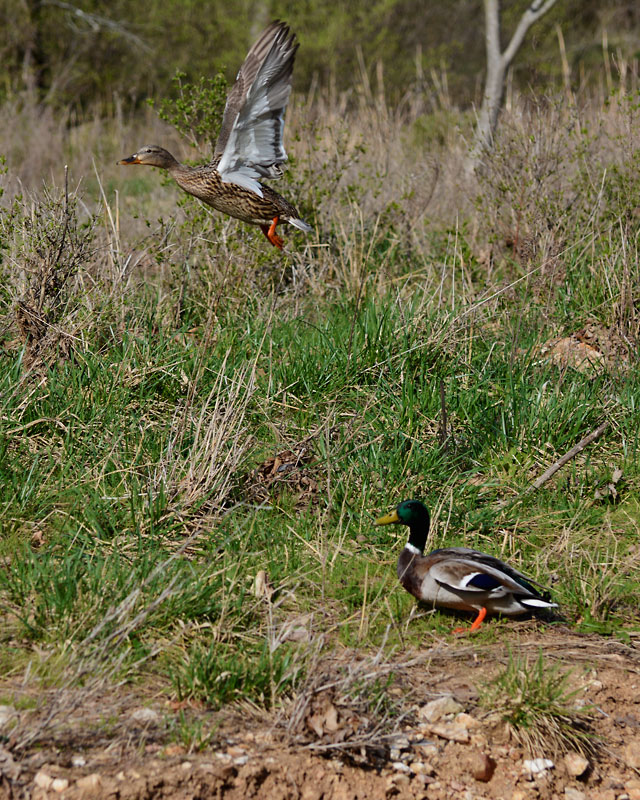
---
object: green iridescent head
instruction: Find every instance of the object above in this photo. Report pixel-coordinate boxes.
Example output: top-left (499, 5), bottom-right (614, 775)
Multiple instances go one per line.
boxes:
top-left (375, 499), bottom-right (430, 527)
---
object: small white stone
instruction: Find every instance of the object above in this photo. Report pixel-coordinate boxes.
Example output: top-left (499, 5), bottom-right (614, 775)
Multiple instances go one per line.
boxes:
top-left (522, 758), bottom-right (555, 775)
top-left (564, 751), bottom-right (590, 778)
top-left (233, 755), bottom-right (249, 766)
top-left (34, 771), bottom-right (53, 790)
top-left (71, 755), bottom-right (86, 768)
top-left (52, 778), bottom-right (69, 792)
top-left (564, 787), bottom-right (587, 800)
top-left (130, 707), bottom-right (160, 725)
top-left (180, 761), bottom-right (192, 770)
top-left (392, 761), bottom-right (411, 773)
top-left (418, 696), bottom-right (464, 722)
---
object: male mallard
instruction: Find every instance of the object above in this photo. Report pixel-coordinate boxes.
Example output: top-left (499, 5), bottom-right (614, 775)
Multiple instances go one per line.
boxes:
top-left (375, 499), bottom-right (557, 631)
top-left (118, 21), bottom-right (311, 249)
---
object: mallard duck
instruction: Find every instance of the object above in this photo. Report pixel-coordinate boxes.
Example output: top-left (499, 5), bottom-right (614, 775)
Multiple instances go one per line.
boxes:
top-left (118, 21), bottom-right (311, 249)
top-left (375, 499), bottom-right (557, 631)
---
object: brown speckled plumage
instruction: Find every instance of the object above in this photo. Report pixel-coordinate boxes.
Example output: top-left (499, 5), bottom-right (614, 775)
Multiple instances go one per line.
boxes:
top-left (118, 22), bottom-right (311, 249)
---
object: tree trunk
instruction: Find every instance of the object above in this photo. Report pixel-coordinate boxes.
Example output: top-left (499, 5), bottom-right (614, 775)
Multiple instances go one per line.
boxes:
top-left (470, 0), bottom-right (560, 166)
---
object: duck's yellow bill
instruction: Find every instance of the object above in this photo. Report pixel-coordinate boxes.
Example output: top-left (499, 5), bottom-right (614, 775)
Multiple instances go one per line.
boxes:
top-left (375, 509), bottom-right (400, 525)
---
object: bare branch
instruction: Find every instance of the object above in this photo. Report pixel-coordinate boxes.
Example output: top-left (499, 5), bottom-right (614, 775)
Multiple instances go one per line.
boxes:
top-left (502, 0), bottom-right (560, 68)
top-left (42, 0), bottom-right (150, 50)
top-left (530, 420), bottom-right (610, 491)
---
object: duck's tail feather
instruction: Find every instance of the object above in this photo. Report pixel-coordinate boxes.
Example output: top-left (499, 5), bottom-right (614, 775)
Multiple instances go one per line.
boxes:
top-left (288, 217), bottom-right (312, 232)
top-left (520, 597), bottom-right (558, 609)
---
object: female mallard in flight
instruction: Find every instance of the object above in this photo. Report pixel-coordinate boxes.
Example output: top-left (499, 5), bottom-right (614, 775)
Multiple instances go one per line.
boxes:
top-left (118, 21), bottom-right (312, 249)
top-left (375, 499), bottom-right (557, 632)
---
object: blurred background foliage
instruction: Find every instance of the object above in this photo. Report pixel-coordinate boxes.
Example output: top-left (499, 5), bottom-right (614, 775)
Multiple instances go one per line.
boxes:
top-left (1, 0), bottom-right (639, 112)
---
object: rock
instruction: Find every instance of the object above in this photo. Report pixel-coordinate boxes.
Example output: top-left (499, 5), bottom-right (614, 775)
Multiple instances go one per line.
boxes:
top-left (522, 758), bottom-right (554, 776)
top-left (415, 742), bottom-right (439, 758)
top-left (424, 722), bottom-right (470, 743)
top-left (285, 626), bottom-right (309, 642)
top-left (0, 706), bottom-right (16, 729)
top-left (471, 753), bottom-right (496, 782)
top-left (470, 733), bottom-right (489, 748)
top-left (410, 761), bottom-right (435, 777)
top-left (455, 713), bottom-right (480, 729)
top-left (75, 773), bottom-right (103, 795)
top-left (233, 756), bottom-right (249, 766)
top-left (623, 739), bottom-right (640, 769)
top-left (34, 771), bottom-right (53, 790)
top-left (71, 755), bottom-right (87, 768)
top-left (564, 751), bottom-right (590, 778)
top-left (392, 761), bottom-right (411, 773)
top-left (52, 778), bottom-right (69, 792)
top-left (130, 707), bottom-right (160, 725)
top-left (564, 788), bottom-right (587, 800)
top-left (590, 792), bottom-right (616, 800)
top-left (418, 696), bottom-right (464, 722)
top-left (389, 734), bottom-right (411, 750)
top-left (164, 744), bottom-right (186, 757)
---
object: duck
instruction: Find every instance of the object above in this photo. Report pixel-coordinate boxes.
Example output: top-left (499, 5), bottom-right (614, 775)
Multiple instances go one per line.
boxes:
top-left (375, 499), bottom-right (557, 632)
top-left (118, 21), bottom-right (312, 250)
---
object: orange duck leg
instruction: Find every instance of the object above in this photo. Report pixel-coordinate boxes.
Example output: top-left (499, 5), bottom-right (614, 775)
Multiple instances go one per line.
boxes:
top-left (453, 606), bottom-right (487, 635)
top-left (260, 216), bottom-right (284, 249)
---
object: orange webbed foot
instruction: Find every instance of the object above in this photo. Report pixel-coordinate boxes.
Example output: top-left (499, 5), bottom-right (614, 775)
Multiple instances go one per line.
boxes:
top-left (260, 217), bottom-right (284, 250)
top-left (453, 607), bottom-right (487, 635)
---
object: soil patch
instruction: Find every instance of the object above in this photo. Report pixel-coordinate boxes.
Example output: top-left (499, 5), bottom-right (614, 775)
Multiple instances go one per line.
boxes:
top-left (2, 628), bottom-right (640, 799)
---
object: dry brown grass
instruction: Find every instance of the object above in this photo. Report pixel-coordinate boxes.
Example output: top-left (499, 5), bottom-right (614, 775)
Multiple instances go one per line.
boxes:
top-left (1, 74), bottom-right (639, 324)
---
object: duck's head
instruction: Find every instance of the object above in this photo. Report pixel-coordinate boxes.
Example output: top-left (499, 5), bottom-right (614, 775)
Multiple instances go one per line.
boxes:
top-left (375, 499), bottom-right (430, 552)
top-left (118, 145), bottom-right (178, 169)
top-left (375, 499), bottom-right (430, 528)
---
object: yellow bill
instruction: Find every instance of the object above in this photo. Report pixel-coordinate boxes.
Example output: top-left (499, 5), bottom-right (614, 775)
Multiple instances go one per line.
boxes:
top-left (375, 509), bottom-right (400, 525)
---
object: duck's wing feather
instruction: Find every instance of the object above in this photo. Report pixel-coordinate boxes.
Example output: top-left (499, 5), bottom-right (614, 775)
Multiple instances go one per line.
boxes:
top-left (215, 21), bottom-right (297, 197)
top-left (427, 548), bottom-right (553, 604)
top-left (215, 21), bottom-right (285, 156)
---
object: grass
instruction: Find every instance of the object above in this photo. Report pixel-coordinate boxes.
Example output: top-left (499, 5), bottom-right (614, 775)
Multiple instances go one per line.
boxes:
top-left (479, 649), bottom-right (597, 757)
top-left (0, 76), bottom-right (639, 747)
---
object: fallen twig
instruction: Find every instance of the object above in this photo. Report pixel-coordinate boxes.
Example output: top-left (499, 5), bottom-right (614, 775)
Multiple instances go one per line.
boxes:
top-left (530, 420), bottom-right (610, 491)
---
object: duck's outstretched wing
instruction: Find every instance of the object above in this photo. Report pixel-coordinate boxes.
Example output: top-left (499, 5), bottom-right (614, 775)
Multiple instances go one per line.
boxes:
top-left (215, 21), bottom-right (298, 197)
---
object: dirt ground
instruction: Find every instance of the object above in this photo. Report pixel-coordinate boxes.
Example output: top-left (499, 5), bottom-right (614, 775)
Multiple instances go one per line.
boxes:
top-left (1, 628), bottom-right (640, 800)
